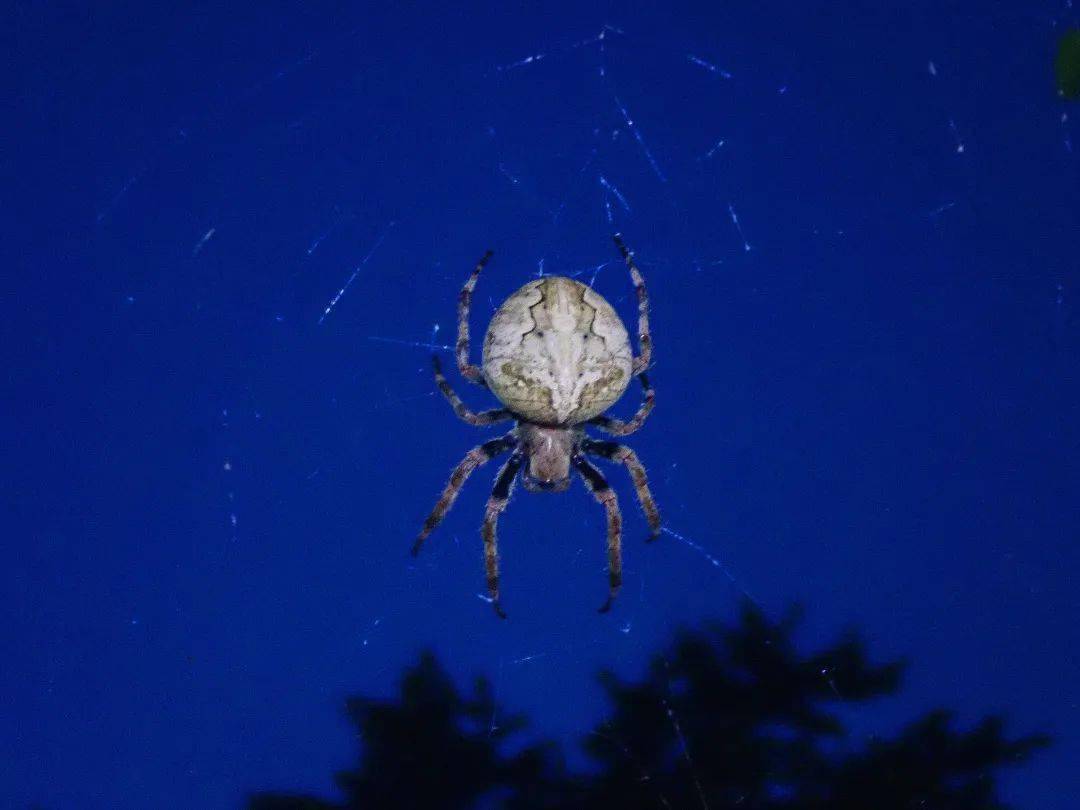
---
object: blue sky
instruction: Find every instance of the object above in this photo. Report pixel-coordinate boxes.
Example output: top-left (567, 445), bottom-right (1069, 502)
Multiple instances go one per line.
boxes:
top-left (5, 1), bottom-right (1079, 807)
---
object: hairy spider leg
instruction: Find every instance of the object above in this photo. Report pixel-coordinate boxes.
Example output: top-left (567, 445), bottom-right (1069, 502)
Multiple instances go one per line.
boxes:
top-left (482, 452), bottom-right (525, 618)
top-left (583, 438), bottom-right (661, 539)
top-left (612, 233), bottom-right (652, 375)
top-left (431, 355), bottom-right (512, 426)
top-left (413, 433), bottom-right (517, 556)
top-left (572, 456), bottom-right (623, 613)
top-left (589, 373), bottom-right (655, 436)
top-left (457, 249), bottom-right (494, 386)
top-left (591, 233), bottom-right (655, 436)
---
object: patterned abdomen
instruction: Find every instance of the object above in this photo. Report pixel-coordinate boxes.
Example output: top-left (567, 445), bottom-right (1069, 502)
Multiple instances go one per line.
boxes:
top-left (482, 276), bottom-right (632, 425)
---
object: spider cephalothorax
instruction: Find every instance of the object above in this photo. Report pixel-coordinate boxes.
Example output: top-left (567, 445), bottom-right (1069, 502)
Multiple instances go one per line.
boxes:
top-left (412, 234), bottom-right (660, 617)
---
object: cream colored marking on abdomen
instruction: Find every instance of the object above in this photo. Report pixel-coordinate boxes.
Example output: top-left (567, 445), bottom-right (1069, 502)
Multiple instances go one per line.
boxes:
top-left (482, 276), bottom-right (633, 425)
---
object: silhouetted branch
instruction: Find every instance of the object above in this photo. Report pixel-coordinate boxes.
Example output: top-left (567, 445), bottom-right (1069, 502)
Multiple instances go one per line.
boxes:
top-left (250, 609), bottom-right (1047, 810)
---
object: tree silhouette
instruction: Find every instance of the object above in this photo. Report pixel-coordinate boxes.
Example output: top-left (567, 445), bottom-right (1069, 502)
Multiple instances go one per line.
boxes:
top-left (1057, 29), bottom-right (1080, 100)
top-left (250, 606), bottom-right (1047, 809)
top-left (574, 606), bottom-right (1046, 809)
top-left (249, 651), bottom-right (564, 810)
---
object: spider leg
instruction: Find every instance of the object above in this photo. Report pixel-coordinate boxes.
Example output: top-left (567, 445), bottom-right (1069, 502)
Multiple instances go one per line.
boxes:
top-left (413, 432), bottom-right (517, 556)
top-left (588, 373), bottom-right (655, 436)
top-left (431, 356), bottom-right (512, 426)
top-left (572, 456), bottom-right (623, 613)
top-left (583, 438), bottom-right (661, 540)
top-left (457, 249), bottom-right (493, 387)
top-left (613, 234), bottom-right (652, 375)
top-left (482, 452), bottom-right (525, 619)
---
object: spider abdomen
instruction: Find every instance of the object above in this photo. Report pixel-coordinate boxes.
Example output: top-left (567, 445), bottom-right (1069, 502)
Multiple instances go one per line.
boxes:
top-left (482, 276), bottom-right (632, 425)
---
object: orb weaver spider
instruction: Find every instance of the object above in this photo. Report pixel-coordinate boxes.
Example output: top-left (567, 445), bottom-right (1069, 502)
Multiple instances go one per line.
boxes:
top-left (413, 235), bottom-right (660, 617)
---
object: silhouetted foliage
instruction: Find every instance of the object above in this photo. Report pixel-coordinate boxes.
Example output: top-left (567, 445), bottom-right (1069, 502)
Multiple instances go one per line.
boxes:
top-left (249, 651), bottom-right (563, 810)
top-left (1057, 29), bottom-right (1080, 100)
top-left (250, 606), bottom-right (1047, 809)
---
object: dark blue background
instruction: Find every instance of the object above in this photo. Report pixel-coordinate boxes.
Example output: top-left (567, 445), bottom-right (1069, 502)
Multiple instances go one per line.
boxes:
top-left (6, 1), bottom-right (1078, 807)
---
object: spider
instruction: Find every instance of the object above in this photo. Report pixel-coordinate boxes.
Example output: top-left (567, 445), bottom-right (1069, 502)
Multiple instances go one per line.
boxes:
top-left (412, 234), bottom-right (660, 618)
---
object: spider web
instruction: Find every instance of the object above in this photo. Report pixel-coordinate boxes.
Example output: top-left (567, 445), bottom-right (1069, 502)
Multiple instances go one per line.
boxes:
top-left (379, 22), bottom-right (784, 763)
top-left (43, 3), bottom-right (1079, 807)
